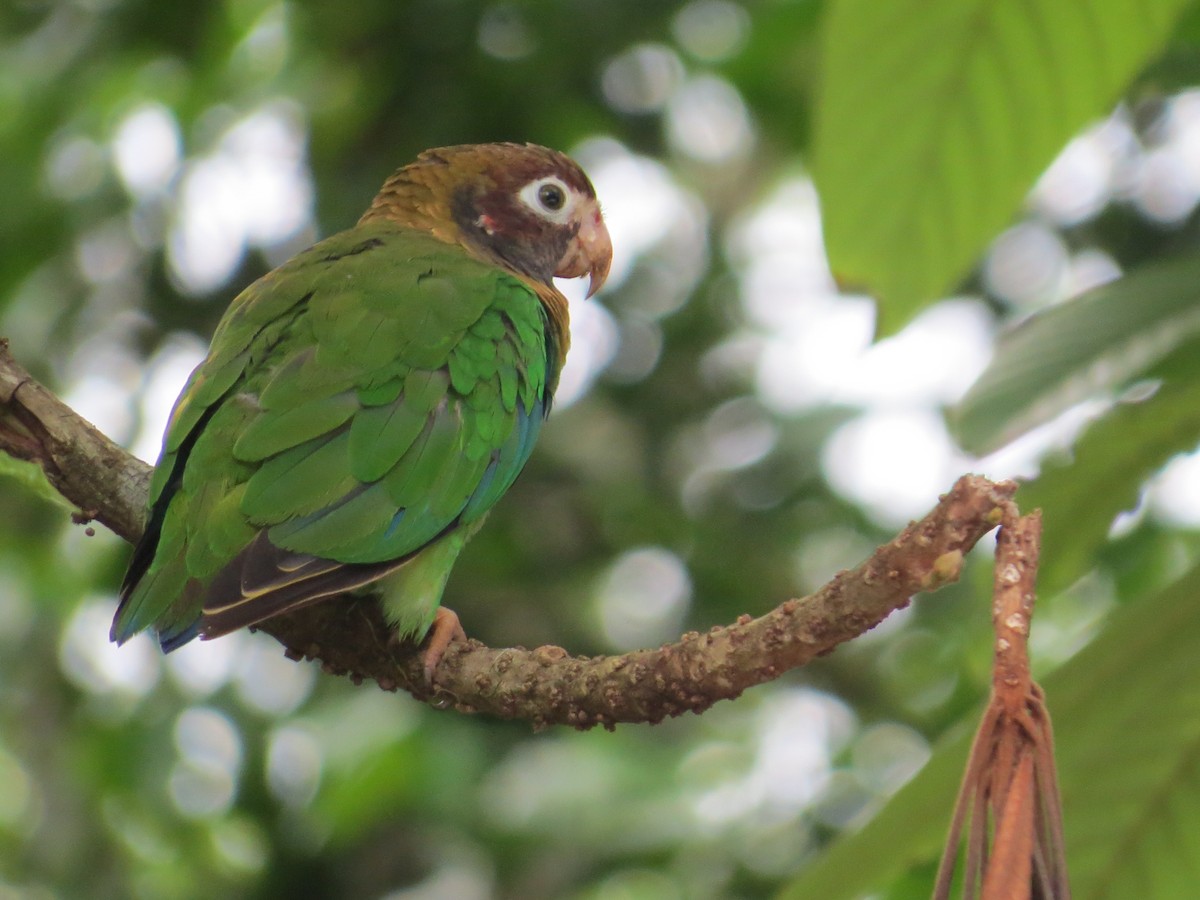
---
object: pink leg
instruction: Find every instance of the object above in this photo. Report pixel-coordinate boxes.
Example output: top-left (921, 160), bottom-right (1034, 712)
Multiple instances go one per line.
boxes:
top-left (421, 607), bottom-right (467, 682)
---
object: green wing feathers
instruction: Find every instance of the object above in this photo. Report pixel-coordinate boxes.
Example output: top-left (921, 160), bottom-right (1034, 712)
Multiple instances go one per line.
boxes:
top-left (113, 224), bottom-right (556, 650)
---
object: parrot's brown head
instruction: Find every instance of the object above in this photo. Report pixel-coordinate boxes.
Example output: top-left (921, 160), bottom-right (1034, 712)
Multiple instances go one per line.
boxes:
top-left (361, 142), bottom-right (612, 300)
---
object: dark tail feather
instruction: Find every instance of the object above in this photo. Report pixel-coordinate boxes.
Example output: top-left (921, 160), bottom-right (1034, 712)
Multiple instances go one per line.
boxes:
top-left (197, 531), bottom-right (407, 639)
top-left (159, 621), bottom-right (201, 653)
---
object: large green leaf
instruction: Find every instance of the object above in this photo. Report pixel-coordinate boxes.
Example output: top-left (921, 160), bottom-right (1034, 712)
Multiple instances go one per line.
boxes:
top-left (952, 254), bottom-right (1200, 455)
top-left (815, 0), bottom-right (1193, 336)
top-left (781, 559), bottom-right (1200, 899)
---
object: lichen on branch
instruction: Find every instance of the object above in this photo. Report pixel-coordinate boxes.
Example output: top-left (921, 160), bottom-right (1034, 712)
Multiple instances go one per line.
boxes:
top-left (0, 339), bottom-right (1016, 728)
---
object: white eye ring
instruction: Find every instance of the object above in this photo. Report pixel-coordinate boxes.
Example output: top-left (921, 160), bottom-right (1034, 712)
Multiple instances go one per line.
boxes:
top-left (519, 176), bottom-right (577, 223)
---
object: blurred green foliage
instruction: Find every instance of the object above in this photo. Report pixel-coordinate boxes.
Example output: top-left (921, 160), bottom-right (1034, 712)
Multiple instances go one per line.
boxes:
top-left (4, 0), bottom-right (1200, 897)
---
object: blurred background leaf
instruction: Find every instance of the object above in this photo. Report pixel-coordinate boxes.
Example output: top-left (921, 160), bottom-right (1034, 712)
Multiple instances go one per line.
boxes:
top-left (3, 0), bottom-right (1200, 898)
top-left (951, 252), bottom-right (1200, 455)
top-left (782, 556), bottom-right (1200, 899)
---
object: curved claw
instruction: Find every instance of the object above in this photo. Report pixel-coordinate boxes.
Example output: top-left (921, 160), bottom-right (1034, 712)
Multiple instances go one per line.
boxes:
top-left (421, 607), bottom-right (467, 684)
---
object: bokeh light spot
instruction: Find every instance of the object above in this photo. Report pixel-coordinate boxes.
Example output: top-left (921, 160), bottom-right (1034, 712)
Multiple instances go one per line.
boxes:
top-left (477, 4), bottom-right (536, 60)
top-left (168, 101), bottom-right (313, 294)
top-left (1031, 115), bottom-right (1130, 226)
top-left (266, 725), bottom-right (323, 807)
top-left (983, 221), bottom-right (1068, 307)
top-left (597, 547), bottom-right (692, 650)
top-left (112, 103), bottom-right (181, 197)
top-left (602, 44), bottom-right (685, 114)
top-left (233, 631), bottom-right (315, 715)
top-left (666, 75), bottom-right (754, 162)
top-left (686, 689), bottom-right (855, 827)
top-left (169, 759), bottom-right (236, 819)
top-left (672, 0), bottom-right (750, 62)
top-left (175, 706), bottom-right (243, 776)
top-left (165, 630), bottom-right (239, 697)
top-left (60, 599), bottom-right (160, 699)
top-left (822, 410), bottom-right (968, 527)
top-left (1151, 448), bottom-right (1200, 527)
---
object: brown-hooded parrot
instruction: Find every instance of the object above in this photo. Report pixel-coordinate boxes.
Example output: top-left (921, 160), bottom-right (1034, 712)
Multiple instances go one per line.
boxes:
top-left (111, 142), bottom-right (612, 674)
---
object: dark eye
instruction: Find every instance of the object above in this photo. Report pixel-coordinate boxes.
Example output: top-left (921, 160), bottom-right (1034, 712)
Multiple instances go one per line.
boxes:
top-left (538, 183), bottom-right (566, 211)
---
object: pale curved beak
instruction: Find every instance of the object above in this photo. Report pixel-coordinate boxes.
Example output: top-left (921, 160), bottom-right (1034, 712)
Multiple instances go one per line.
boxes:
top-left (556, 201), bottom-right (612, 298)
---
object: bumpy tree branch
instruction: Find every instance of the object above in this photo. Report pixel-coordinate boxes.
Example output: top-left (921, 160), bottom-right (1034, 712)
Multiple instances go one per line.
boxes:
top-left (0, 340), bottom-right (1016, 728)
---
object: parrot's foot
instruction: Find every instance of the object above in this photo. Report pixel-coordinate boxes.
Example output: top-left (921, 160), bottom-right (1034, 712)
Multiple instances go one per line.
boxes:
top-left (420, 607), bottom-right (467, 683)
